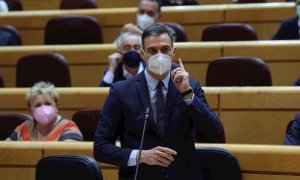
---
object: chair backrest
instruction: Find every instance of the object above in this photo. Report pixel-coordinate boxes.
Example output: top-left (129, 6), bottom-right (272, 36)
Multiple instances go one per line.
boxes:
top-left (45, 15), bottom-right (103, 45)
top-left (162, 22), bottom-right (188, 42)
top-left (16, 53), bottom-right (71, 87)
top-left (72, 108), bottom-right (101, 141)
top-left (60, 0), bottom-right (97, 9)
top-left (0, 113), bottom-right (31, 140)
top-left (206, 56), bottom-right (272, 86)
top-left (235, 0), bottom-right (267, 3)
top-left (0, 25), bottom-right (22, 45)
top-left (0, 74), bottom-right (4, 87)
top-left (196, 146), bottom-right (242, 180)
top-left (4, 0), bottom-right (22, 11)
top-left (201, 23), bottom-right (258, 41)
top-left (36, 155), bottom-right (103, 180)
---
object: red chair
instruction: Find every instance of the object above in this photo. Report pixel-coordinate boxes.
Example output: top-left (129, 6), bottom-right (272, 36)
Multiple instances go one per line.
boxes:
top-left (45, 15), bottom-right (102, 45)
top-left (16, 53), bottom-right (71, 87)
top-left (206, 56), bottom-right (272, 86)
top-left (162, 22), bottom-right (188, 42)
top-left (72, 108), bottom-right (101, 141)
top-left (0, 25), bottom-right (22, 45)
top-left (60, 0), bottom-right (97, 9)
top-left (0, 113), bottom-right (31, 140)
top-left (4, 0), bottom-right (22, 11)
top-left (201, 23), bottom-right (258, 41)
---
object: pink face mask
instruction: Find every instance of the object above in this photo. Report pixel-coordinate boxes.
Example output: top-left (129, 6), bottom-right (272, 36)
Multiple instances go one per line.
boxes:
top-left (33, 105), bottom-right (57, 125)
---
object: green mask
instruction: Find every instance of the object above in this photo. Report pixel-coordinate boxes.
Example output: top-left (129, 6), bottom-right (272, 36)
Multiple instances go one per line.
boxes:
top-left (297, 6), bottom-right (300, 17)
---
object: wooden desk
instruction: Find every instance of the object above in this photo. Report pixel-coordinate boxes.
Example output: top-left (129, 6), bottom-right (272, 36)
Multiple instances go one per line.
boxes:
top-left (20, 0), bottom-right (286, 10)
top-left (1, 41), bottom-right (300, 87)
top-left (1, 142), bottom-right (300, 180)
top-left (1, 87), bottom-right (300, 144)
top-left (0, 3), bottom-right (294, 45)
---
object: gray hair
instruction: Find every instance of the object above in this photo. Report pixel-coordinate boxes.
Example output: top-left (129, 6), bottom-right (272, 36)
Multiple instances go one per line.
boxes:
top-left (115, 32), bottom-right (142, 51)
top-left (26, 81), bottom-right (60, 107)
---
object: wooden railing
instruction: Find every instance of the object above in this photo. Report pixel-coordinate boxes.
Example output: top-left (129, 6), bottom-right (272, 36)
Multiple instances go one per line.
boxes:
top-left (0, 3), bottom-right (295, 45)
top-left (1, 41), bottom-right (300, 87)
top-left (1, 141), bottom-right (300, 180)
top-left (19, 0), bottom-right (286, 10)
top-left (1, 87), bottom-right (300, 144)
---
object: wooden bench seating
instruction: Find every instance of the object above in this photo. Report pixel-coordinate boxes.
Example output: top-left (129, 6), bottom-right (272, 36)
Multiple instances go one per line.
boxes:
top-left (1, 141), bottom-right (300, 180)
top-left (0, 3), bottom-right (295, 45)
top-left (20, 0), bottom-right (286, 10)
top-left (0, 41), bottom-right (300, 87)
top-left (1, 87), bottom-right (300, 144)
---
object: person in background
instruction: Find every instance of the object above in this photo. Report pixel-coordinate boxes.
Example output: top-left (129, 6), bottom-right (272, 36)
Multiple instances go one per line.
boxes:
top-left (161, 0), bottom-right (199, 6)
top-left (0, 0), bottom-right (8, 12)
top-left (285, 112), bottom-right (300, 145)
top-left (6, 81), bottom-right (83, 141)
top-left (99, 32), bottom-right (146, 87)
top-left (121, 0), bottom-right (177, 42)
top-left (94, 24), bottom-right (222, 180)
top-left (292, 77), bottom-right (300, 86)
top-left (272, 0), bottom-right (300, 40)
top-left (0, 0), bottom-right (19, 46)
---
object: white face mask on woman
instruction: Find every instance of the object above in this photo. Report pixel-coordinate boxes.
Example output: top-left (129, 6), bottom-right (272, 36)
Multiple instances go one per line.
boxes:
top-left (137, 14), bottom-right (155, 30)
top-left (147, 54), bottom-right (172, 75)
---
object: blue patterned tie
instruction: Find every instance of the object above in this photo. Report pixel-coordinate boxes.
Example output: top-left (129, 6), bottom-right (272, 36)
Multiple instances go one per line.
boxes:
top-left (156, 81), bottom-right (166, 137)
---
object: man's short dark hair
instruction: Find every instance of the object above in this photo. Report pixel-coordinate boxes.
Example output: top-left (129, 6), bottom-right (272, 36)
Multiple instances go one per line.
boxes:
top-left (142, 24), bottom-right (173, 49)
top-left (140, 0), bottom-right (162, 13)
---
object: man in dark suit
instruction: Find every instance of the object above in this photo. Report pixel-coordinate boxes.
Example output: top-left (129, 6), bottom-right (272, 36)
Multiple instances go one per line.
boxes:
top-left (94, 24), bottom-right (222, 180)
top-left (272, 0), bottom-right (299, 40)
top-left (0, 29), bottom-right (18, 46)
top-left (99, 32), bottom-right (146, 87)
top-left (285, 112), bottom-right (300, 145)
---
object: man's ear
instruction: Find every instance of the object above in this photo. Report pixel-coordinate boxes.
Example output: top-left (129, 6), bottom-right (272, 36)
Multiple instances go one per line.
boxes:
top-left (172, 47), bottom-right (176, 59)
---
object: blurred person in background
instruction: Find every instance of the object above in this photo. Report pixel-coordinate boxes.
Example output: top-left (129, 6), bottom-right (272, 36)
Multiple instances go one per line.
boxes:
top-left (272, 0), bottom-right (300, 40)
top-left (99, 32), bottom-right (146, 87)
top-left (6, 81), bottom-right (83, 141)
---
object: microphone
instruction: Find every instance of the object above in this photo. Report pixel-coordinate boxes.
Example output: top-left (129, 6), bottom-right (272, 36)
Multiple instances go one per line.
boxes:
top-left (134, 107), bottom-right (149, 180)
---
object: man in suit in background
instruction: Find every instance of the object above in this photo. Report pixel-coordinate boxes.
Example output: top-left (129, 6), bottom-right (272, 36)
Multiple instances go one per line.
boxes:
top-left (121, 0), bottom-right (177, 42)
top-left (285, 112), bottom-right (300, 145)
top-left (99, 32), bottom-right (146, 87)
top-left (272, 0), bottom-right (300, 40)
top-left (94, 24), bottom-right (222, 180)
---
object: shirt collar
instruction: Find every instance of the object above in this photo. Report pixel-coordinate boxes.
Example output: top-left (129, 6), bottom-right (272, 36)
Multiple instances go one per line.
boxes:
top-left (122, 62), bottom-right (144, 79)
top-left (144, 69), bottom-right (170, 90)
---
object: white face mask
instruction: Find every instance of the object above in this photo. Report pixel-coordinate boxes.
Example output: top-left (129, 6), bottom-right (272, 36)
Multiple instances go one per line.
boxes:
top-left (137, 14), bottom-right (155, 30)
top-left (147, 54), bottom-right (172, 75)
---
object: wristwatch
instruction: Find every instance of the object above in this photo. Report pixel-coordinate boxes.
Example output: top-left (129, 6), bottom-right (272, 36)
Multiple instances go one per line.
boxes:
top-left (181, 87), bottom-right (194, 97)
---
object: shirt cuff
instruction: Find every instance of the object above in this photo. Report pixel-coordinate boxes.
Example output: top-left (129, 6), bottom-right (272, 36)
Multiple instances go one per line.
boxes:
top-left (103, 71), bottom-right (114, 84)
top-left (184, 94), bottom-right (194, 105)
top-left (127, 150), bottom-right (138, 166)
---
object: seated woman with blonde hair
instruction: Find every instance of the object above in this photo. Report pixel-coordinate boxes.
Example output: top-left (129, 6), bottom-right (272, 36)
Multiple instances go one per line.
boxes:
top-left (7, 81), bottom-right (83, 141)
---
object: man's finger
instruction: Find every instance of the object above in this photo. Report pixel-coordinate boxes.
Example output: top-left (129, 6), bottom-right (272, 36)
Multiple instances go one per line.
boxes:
top-left (178, 58), bottom-right (185, 71)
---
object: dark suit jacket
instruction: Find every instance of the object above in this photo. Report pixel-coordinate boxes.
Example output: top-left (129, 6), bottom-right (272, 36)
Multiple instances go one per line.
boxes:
top-left (94, 71), bottom-right (222, 180)
top-left (272, 16), bottom-right (299, 40)
top-left (292, 77), bottom-right (300, 86)
top-left (285, 112), bottom-right (300, 145)
top-left (0, 29), bottom-right (18, 46)
top-left (99, 61), bottom-right (146, 87)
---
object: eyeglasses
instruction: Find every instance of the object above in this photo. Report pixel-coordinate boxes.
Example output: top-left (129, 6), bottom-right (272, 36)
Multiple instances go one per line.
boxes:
top-left (122, 45), bottom-right (141, 52)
